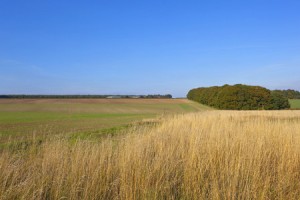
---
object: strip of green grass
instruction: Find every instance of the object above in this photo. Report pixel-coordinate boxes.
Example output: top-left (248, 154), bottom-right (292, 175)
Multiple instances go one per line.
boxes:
top-left (0, 112), bottom-right (145, 124)
top-left (289, 99), bottom-right (300, 109)
top-left (179, 104), bottom-right (196, 111)
top-left (0, 113), bottom-right (154, 138)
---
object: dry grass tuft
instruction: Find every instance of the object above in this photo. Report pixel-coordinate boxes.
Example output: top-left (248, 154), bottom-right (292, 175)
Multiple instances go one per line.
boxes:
top-left (1, 111), bottom-right (300, 199)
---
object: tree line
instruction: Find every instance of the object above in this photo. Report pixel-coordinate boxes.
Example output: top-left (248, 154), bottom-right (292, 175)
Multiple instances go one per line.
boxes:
top-left (187, 84), bottom-right (290, 110)
top-left (0, 94), bottom-right (172, 99)
top-left (272, 89), bottom-right (300, 99)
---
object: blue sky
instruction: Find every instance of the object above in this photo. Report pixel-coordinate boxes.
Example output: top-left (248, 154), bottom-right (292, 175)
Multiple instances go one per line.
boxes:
top-left (1, 0), bottom-right (300, 97)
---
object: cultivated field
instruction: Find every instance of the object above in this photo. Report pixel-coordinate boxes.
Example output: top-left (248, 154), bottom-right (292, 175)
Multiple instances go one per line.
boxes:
top-left (289, 99), bottom-right (300, 109)
top-left (0, 98), bottom-right (210, 144)
top-left (1, 110), bottom-right (300, 199)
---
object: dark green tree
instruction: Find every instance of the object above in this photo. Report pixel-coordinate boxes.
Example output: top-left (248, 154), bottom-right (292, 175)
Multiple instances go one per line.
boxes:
top-left (187, 84), bottom-right (290, 110)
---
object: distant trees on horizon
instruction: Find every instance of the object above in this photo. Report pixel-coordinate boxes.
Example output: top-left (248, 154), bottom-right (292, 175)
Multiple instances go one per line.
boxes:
top-left (187, 84), bottom-right (290, 110)
top-left (0, 94), bottom-right (173, 99)
top-left (272, 89), bottom-right (300, 99)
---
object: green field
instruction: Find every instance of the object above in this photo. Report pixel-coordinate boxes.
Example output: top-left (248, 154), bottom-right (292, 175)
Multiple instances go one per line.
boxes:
top-left (289, 99), bottom-right (300, 109)
top-left (0, 99), bottom-right (211, 143)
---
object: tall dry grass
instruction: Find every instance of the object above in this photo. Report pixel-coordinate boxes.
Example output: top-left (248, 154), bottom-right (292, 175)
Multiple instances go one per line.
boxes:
top-left (1, 111), bottom-right (300, 199)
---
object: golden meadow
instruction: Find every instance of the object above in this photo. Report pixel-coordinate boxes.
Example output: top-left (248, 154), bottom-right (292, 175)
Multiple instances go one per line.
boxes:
top-left (1, 111), bottom-right (300, 199)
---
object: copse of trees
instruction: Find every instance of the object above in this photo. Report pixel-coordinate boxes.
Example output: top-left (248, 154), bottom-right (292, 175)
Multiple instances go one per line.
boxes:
top-left (187, 84), bottom-right (290, 110)
top-left (269, 91), bottom-right (291, 110)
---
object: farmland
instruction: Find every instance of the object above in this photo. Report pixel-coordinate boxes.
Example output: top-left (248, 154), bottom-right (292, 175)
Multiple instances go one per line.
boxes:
top-left (289, 99), bottom-right (300, 109)
top-left (2, 98), bottom-right (300, 199)
top-left (1, 110), bottom-right (300, 199)
top-left (0, 98), bottom-right (210, 143)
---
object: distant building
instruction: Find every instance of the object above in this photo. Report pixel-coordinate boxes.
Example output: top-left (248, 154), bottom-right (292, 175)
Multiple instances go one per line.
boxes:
top-left (106, 96), bottom-right (120, 99)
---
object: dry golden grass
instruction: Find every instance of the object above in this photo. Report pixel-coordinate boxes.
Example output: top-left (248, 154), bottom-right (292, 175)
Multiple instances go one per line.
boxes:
top-left (1, 111), bottom-right (300, 199)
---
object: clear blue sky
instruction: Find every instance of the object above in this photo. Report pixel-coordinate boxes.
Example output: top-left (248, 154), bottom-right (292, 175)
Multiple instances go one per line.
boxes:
top-left (1, 0), bottom-right (300, 97)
